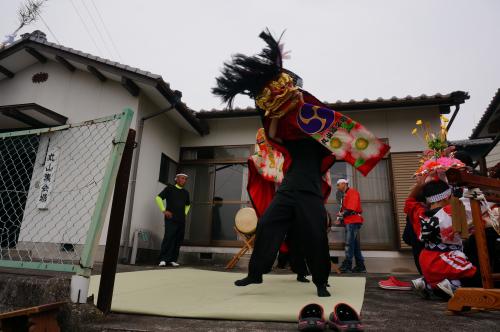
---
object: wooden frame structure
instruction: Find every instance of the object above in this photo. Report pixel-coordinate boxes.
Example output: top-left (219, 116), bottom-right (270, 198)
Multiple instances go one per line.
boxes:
top-left (0, 301), bottom-right (66, 332)
top-left (446, 168), bottom-right (500, 312)
top-left (226, 227), bottom-right (255, 269)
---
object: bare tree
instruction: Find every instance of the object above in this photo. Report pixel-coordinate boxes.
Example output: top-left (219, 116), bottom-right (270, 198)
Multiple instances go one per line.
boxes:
top-left (1, 0), bottom-right (47, 49)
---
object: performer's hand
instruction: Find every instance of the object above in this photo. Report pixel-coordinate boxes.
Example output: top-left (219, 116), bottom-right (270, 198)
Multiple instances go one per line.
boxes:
top-left (163, 210), bottom-right (173, 219)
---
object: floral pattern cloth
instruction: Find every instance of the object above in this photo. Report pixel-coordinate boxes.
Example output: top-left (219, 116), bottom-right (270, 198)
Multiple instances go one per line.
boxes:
top-left (249, 128), bottom-right (285, 184)
top-left (297, 103), bottom-right (390, 176)
top-left (248, 127), bottom-right (332, 186)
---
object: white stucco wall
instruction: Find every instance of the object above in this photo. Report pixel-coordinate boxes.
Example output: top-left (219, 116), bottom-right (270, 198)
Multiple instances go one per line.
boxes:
top-left (181, 117), bottom-right (262, 147)
top-left (486, 142), bottom-right (500, 167)
top-left (125, 95), bottom-right (182, 249)
top-left (346, 107), bottom-right (441, 153)
top-left (0, 61), bottom-right (139, 126)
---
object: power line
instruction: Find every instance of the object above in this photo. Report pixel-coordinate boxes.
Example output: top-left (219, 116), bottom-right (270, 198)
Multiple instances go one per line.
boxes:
top-left (68, 0), bottom-right (104, 56)
top-left (38, 13), bottom-right (60, 44)
top-left (78, 0), bottom-right (114, 59)
top-left (89, 0), bottom-right (123, 62)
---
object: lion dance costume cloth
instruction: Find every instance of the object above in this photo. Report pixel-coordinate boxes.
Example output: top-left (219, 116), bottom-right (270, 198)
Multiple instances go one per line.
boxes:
top-left (213, 29), bottom-right (390, 296)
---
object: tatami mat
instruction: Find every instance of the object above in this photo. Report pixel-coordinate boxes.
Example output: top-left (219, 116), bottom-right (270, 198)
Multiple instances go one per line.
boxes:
top-left (89, 268), bottom-right (365, 322)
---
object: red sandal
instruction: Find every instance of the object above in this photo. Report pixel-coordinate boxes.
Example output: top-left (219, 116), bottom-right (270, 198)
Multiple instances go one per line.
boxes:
top-left (328, 303), bottom-right (363, 332)
top-left (378, 276), bottom-right (412, 290)
top-left (297, 303), bottom-right (326, 331)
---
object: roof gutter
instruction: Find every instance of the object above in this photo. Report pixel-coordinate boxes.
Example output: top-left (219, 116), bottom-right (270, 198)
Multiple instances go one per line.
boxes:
top-left (155, 81), bottom-right (209, 136)
top-left (446, 103), bottom-right (460, 131)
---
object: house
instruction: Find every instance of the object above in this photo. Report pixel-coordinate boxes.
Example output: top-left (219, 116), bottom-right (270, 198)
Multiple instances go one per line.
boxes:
top-left (468, 88), bottom-right (500, 174)
top-left (0, 31), bottom-right (207, 261)
top-left (0, 31), bottom-right (471, 272)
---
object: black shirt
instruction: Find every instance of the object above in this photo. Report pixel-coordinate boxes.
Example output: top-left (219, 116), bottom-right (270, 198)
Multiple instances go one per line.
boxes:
top-left (158, 184), bottom-right (190, 222)
top-left (278, 138), bottom-right (330, 197)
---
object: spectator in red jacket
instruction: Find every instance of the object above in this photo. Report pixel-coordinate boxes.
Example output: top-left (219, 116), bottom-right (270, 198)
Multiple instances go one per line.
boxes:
top-left (336, 179), bottom-right (366, 273)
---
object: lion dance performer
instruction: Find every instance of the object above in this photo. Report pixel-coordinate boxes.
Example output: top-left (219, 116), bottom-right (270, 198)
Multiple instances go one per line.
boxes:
top-left (212, 29), bottom-right (390, 297)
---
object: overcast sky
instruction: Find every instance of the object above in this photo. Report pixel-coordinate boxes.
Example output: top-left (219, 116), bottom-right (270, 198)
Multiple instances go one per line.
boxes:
top-left (1, 0), bottom-right (499, 140)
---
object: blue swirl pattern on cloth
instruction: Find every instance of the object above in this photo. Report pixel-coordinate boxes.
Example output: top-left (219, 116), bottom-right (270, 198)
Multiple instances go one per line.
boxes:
top-left (297, 104), bottom-right (335, 134)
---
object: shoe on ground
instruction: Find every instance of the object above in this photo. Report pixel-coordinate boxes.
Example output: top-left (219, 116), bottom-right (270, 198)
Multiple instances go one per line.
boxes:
top-left (352, 264), bottom-right (367, 273)
top-left (328, 302), bottom-right (363, 331)
top-left (170, 262), bottom-right (180, 267)
top-left (298, 303), bottom-right (326, 331)
top-left (158, 261), bottom-right (166, 267)
top-left (436, 279), bottom-right (455, 299)
top-left (411, 277), bottom-right (431, 299)
top-left (378, 276), bottom-right (412, 290)
top-left (339, 261), bottom-right (352, 273)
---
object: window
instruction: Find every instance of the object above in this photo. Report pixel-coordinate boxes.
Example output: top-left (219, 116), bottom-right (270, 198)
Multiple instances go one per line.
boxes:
top-left (327, 159), bottom-right (395, 249)
top-left (212, 164), bottom-right (248, 241)
top-left (180, 145), bottom-right (395, 249)
top-left (181, 146), bottom-right (252, 162)
top-left (180, 146), bottom-right (252, 245)
top-left (158, 153), bottom-right (177, 185)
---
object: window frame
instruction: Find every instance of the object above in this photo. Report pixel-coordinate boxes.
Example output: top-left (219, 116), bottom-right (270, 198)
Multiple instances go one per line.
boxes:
top-left (180, 145), bottom-right (253, 246)
top-left (158, 153), bottom-right (178, 186)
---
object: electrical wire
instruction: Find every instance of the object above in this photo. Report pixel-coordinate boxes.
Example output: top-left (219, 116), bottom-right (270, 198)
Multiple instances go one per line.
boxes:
top-left (68, 0), bottom-right (104, 56)
top-left (78, 0), bottom-right (114, 59)
top-left (38, 13), bottom-right (60, 44)
top-left (89, 0), bottom-right (123, 62)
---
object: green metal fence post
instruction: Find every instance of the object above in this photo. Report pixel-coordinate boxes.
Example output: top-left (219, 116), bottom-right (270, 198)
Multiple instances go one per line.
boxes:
top-left (78, 108), bottom-right (134, 277)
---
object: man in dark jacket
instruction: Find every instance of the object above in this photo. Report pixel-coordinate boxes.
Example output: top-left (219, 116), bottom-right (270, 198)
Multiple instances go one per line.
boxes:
top-left (155, 173), bottom-right (190, 267)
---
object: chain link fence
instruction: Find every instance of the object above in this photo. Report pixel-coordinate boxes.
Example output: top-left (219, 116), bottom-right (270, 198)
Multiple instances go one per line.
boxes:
top-left (0, 109), bottom-right (133, 275)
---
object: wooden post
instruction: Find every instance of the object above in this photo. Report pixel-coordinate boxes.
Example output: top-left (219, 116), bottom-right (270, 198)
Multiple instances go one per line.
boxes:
top-left (469, 198), bottom-right (494, 289)
top-left (478, 157), bottom-right (488, 176)
top-left (97, 129), bottom-right (136, 314)
top-left (446, 169), bottom-right (500, 313)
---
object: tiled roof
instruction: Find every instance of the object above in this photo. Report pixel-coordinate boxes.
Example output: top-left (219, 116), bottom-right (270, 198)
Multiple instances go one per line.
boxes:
top-left (469, 88), bottom-right (500, 139)
top-left (1, 32), bottom-right (162, 80)
top-left (450, 138), bottom-right (493, 146)
top-left (0, 31), bottom-right (207, 135)
top-left (197, 91), bottom-right (469, 119)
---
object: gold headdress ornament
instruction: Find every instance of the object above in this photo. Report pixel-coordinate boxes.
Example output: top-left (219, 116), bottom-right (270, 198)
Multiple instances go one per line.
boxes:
top-left (255, 72), bottom-right (300, 118)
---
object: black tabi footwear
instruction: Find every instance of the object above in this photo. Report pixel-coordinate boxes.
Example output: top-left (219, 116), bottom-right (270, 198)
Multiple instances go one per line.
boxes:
top-left (234, 275), bottom-right (263, 286)
top-left (316, 284), bottom-right (331, 297)
top-left (297, 275), bottom-right (311, 283)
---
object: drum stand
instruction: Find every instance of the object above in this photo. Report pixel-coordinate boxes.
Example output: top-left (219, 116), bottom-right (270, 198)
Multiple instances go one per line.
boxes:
top-left (226, 227), bottom-right (255, 269)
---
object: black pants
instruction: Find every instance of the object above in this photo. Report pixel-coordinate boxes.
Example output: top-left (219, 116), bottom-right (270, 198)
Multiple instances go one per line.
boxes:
top-left (411, 241), bottom-right (425, 275)
top-left (248, 190), bottom-right (330, 285)
top-left (277, 236), bottom-right (309, 276)
top-left (159, 219), bottom-right (185, 262)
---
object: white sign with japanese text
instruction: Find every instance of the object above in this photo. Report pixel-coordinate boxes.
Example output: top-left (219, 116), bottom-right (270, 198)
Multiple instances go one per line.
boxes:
top-left (37, 148), bottom-right (59, 210)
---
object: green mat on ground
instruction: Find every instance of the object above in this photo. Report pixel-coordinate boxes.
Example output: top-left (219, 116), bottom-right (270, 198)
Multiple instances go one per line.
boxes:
top-left (89, 268), bottom-right (365, 322)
